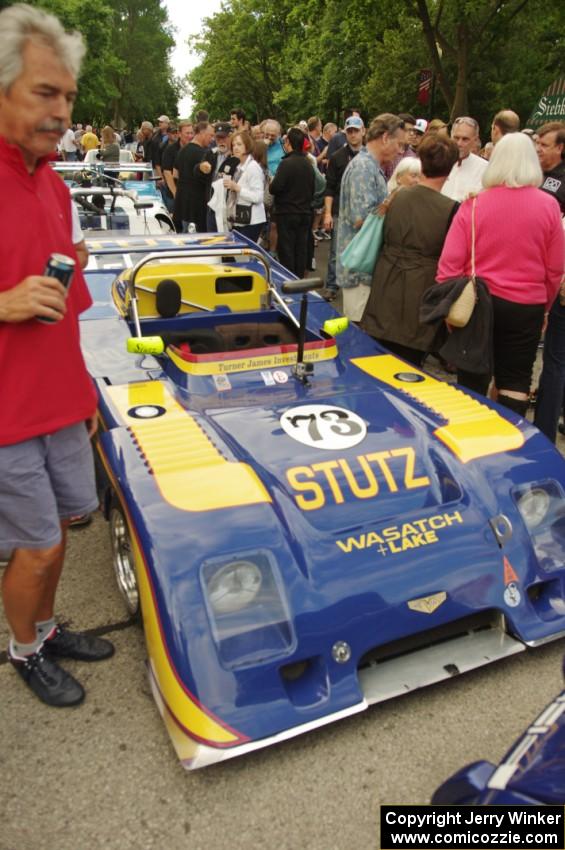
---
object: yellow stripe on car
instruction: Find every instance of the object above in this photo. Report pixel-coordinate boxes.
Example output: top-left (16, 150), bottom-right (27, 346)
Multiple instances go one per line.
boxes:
top-left (97, 447), bottom-right (244, 747)
top-left (352, 354), bottom-right (524, 463)
top-left (133, 527), bottom-right (243, 747)
top-left (106, 382), bottom-right (271, 510)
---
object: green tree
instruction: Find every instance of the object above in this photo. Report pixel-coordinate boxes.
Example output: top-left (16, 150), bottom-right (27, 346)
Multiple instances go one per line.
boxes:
top-left (189, 0), bottom-right (293, 122)
top-left (2, 0), bottom-right (181, 126)
top-left (409, 0), bottom-right (558, 121)
top-left (107, 0), bottom-right (181, 127)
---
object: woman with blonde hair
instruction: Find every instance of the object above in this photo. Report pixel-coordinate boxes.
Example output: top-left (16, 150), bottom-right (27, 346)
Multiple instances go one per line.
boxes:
top-left (436, 132), bottom-right (564, 415)
top-left (426, 118), bottom-right (449, 137)
top-left (98, 125), bottom-right (119, 162)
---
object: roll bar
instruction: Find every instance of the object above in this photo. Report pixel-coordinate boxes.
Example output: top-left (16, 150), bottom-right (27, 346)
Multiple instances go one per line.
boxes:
top-left (126, 247), bottom-right (300, 336)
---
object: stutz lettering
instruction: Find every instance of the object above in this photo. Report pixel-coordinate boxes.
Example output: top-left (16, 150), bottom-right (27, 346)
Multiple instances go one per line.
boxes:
top-left (336, 511), bottom-right (463, 555)
top-left (287, 446), bottom-right (429, 512)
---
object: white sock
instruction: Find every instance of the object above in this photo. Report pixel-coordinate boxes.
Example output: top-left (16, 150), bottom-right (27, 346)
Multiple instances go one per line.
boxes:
top-left (35, 617), bottom-right (56, 641)
top-left (9, 635), bottom-right (43, 659)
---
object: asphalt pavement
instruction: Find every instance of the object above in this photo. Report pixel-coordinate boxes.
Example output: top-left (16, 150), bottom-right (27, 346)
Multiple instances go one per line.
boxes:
top-left (2, 236), bottom-right (564, 850)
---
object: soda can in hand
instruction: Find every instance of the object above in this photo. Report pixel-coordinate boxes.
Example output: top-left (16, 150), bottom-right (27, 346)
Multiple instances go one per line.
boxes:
top-left (37, 253), bottom-right (75, 324)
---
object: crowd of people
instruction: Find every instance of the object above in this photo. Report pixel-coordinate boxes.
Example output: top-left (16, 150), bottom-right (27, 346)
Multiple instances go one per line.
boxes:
top-left (1, 0), bottom-right (565, 714)
top-left (34, 99), bottom-right (565, 449)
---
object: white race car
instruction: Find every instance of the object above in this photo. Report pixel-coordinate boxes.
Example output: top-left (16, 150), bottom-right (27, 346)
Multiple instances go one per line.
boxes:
top-left (51, 161), bottom-right (175, 235)
top-left (71, 184), bottom-right (174, 235)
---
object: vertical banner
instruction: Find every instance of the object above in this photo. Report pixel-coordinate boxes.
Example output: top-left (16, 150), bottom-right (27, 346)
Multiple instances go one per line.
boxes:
top-left (417, 69), bottom-right (433, 106)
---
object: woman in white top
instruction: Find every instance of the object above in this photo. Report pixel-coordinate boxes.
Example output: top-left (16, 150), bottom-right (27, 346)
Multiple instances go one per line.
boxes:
top-left (223, 131), bottom-right (266, 242)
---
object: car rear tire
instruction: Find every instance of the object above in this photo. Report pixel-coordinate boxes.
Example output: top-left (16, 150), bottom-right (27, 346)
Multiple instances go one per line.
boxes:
top-left (109, 502), bottom-right (140, 618)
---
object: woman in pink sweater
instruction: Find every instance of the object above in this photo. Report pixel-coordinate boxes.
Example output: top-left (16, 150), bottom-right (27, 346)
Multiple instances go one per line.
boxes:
top-left (437, 132), bottom-right (564, 416)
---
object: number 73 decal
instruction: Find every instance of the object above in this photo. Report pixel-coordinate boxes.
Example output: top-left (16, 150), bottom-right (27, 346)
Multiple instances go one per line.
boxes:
top-left (281, 404), bottom-right (367, 450)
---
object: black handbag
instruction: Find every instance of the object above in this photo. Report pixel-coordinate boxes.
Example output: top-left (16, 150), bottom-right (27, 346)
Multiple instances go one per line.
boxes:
top-left (234, 203), bottom-right (252, 226)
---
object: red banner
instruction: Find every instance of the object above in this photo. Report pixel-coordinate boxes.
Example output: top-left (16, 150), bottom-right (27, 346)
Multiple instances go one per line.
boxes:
top-left (417, 69), bottom-right (433, 105)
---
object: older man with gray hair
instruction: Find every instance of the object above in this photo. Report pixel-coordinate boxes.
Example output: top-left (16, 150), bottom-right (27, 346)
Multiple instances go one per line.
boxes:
top-left (134, 119), bottom-right (154, 161)
top-left (337, 113), bottom-right (406, 321)
top-left (0, 3), bottom-right (114, 709)
top-left (441, 116), bottom-right (488, 201)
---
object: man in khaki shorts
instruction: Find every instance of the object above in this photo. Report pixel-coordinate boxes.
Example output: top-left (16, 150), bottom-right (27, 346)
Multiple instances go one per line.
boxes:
top-left (0, 4), bottom-right (113, 708)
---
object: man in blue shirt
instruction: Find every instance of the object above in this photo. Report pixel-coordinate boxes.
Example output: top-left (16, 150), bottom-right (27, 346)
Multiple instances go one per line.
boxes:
top-left (337, 114), bottom-right (406, 322)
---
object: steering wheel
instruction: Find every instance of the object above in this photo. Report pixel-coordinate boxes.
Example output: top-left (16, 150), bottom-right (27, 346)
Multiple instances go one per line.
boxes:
top-left (76, 195), bottom-right (104, 215)
top-left (101, 172), bottom-right (125, 190)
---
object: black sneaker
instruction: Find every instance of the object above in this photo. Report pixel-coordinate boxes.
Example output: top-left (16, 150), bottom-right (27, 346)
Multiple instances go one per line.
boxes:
top-left (10, 648), bottom-right (85, 707)
top-left (43, 624), bottom-right (115, 662)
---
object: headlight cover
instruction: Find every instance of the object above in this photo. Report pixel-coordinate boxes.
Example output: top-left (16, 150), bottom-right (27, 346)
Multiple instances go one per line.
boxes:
top-left (513, 481), bottom-right (565, 573)
top-left (201, 551), bottom-right (295, 668)
top-left (208, 560), bottom-right (262, 614)
top-left (516, 487), bottom-right (551, 530)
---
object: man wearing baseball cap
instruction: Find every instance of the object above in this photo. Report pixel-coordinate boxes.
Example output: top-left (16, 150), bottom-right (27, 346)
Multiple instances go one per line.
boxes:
top-left (322, 114), bottom-right (365, 299)
top-left (200, 122), bottom-right (239, 231)
top-left (150, 114), bottom-right (170, 179)
top-left (407, 118), bottom-right (427, 152)
top-left (326, 107), bottom-right (363, 159)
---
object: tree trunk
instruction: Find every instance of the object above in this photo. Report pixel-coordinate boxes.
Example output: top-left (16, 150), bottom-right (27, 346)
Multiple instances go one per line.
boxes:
top-left (414, 0), bottom-right (454, 113)
top-left (450, 22), bottom-right (470, 121)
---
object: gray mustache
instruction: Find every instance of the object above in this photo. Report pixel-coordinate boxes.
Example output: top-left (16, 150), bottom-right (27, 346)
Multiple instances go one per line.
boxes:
top-left (38, 121), bottom-right (67, 133)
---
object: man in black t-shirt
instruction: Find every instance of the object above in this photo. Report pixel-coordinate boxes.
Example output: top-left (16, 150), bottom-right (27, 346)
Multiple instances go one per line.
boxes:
top-left (533, 121), bottom-right (565, 443)
top-left (173, 122), bottom-right (215, 232)
top-left (158, 124), bottom-right (178, 213)
top-left (150, 115), bottom-right (170, 174)
top-left (321, 116), bottom-right (364, 298)
top-left (536, 121), bottom-right (565, 215)
top-left (162, 122), bottom-right (193, 232)
top-left (270, 128), bottom-right (315, 279)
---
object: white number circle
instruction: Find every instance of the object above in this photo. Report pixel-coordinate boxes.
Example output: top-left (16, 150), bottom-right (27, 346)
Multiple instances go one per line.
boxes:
top-left (281, 404), bottom-right (367, 450)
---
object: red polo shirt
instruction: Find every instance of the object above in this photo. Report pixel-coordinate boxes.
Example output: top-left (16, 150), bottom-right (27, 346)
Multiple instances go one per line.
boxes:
top-left (0, 136), bottom-right (97, 446)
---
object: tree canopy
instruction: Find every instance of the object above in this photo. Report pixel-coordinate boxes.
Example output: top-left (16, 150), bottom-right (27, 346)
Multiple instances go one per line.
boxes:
top-left (3, 0), bottom-right (563, 135)
top-left (188, 0), bottom-right (565, 135)
top-left (1, 0), bottom-right (181, 127)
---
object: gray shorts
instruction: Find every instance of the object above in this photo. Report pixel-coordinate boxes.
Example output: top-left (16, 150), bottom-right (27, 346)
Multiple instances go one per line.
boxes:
top-left (0, 422), bottom-right (98, 551)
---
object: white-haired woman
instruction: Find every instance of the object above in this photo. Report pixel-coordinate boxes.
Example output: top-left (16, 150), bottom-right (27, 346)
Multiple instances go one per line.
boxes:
top-left (437, 132), bottom-right (564, 416)
top-left (387, 157), bottom-right (421, 192)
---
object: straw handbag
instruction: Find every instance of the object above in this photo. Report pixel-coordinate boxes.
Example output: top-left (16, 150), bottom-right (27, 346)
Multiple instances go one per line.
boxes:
top-left (447, 197), bottom-right (478, 328)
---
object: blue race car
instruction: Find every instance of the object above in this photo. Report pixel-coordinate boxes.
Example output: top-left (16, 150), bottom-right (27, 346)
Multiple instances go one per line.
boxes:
top-left (81, 231), bottom-right (565, 769)
top-left (432, 670), bottom-right (565, 804)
